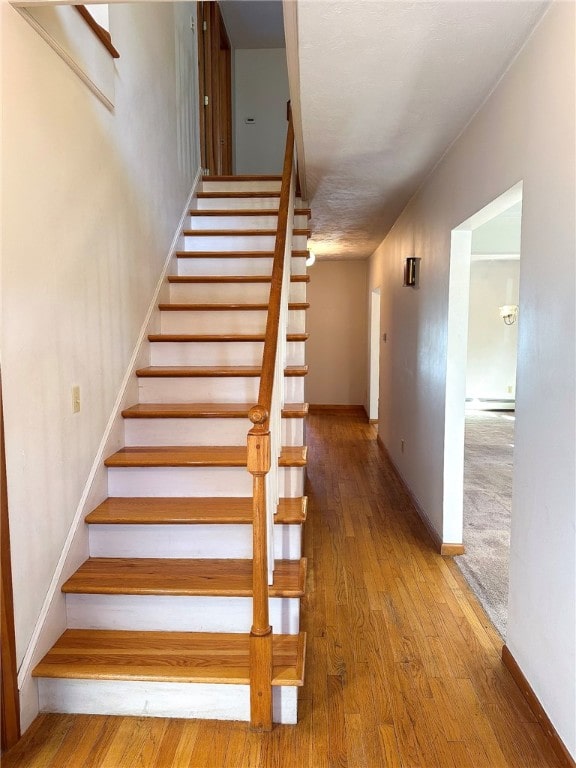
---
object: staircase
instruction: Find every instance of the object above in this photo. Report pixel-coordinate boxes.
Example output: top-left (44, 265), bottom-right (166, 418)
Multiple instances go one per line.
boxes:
top-left (32, 155), bottom-right (310, 727)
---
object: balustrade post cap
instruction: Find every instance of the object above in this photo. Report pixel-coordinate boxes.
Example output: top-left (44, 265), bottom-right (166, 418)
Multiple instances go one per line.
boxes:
top-left (249, 405), bottom-right (269, 426)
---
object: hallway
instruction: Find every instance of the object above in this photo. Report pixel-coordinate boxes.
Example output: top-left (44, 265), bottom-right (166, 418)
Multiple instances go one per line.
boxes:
top-left (3, 413), bottom-right (562, 767)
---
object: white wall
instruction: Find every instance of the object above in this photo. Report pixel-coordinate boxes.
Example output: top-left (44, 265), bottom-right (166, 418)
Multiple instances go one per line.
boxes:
top-left (466, 259), bottom-right (520, 402)
top-left (369, 3), bottom-right (575, 755)
top-left (1, 0), bottom-right (200, 675)
top-left (305, 260), bottom-right (368, 406)
top-left (234, 48), bottom-right (289, 174)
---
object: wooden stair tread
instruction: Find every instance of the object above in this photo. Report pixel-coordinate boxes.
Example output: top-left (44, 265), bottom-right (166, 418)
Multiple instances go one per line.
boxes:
top-left (202, 175), bottom-right (282, 181)
top-left (61, 557), bottom-right (307, 597)
top-left (148, 333), bottom-right (308, 343)
top-left (196, 192), bottom-right (281, 199)
top-left (158, 302), bottom-right (309, 311)
top-left (104, 445), bottom-right (307, 468)
top-left (182, 229), bottom-right (310, 237)
top-left (135, 365), bottom-right (308, 378)
top-left (121, 403), bottom-right (308, 419)
top-left (189, 208), bottom-right (311, 217)
top-left (167, 275), bottom-right (310, 283)
top-left (85, 497), bottom-right (308, 525)
top-left (176, 250), bottom-right (307, 259)
top-left (32, 629), bottom-right (306, 686)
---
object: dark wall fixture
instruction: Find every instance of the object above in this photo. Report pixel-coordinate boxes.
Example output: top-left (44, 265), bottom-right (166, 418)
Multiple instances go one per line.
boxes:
top-left (403, 257), bottom-right (420, 288)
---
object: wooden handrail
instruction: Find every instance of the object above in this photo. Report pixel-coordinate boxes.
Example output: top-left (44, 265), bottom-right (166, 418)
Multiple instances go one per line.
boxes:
top-left (248, 116), bottom-right (294, 435)
top-left (74, 6), bottom-right (120, 59)
top-left (246, 114), bottom-right (295, 731)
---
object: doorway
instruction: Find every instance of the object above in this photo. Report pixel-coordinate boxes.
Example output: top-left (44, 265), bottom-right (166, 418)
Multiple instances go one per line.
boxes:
top-left (369, 288), bottom-right (381, 422)
top-left (444, 182), bottom-right (522, 636)
top-left (197, 1), bottom-right (232, 176)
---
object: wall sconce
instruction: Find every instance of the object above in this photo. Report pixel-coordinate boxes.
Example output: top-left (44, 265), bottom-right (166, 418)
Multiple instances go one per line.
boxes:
top-left (403, 257), bottom-right (420, 288)
top-left (499, 305), bottom-right (519, 325)
top-left (306, 250), bottom-right (316, 267)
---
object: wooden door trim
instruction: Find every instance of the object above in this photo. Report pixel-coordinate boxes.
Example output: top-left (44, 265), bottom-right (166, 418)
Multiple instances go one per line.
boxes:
top-left (197, 1), bottom-right (232, 176)
top-left (1, 370), bottom-right (21, 752)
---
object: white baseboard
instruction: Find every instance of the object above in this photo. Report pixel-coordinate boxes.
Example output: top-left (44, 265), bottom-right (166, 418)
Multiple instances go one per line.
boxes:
top-left (17, 169), bottom-right (202, 733)
top-left (465, 399), bottom-right (515, 411)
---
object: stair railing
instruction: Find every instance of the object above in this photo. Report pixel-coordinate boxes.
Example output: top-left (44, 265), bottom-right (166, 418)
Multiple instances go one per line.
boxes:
top-left (246, 112), bottom-right (295, 731)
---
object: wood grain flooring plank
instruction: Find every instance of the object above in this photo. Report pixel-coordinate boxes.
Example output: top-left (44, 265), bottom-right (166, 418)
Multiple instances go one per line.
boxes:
top-left (327, 674), bottom-right (348, 768)
top-left (344, 713), bottom-right (368, 768)
top-left (114, 716), bottom-right (168, 768)
top-left (309, 637), bottom-right (330, 768)
top-left (259, 724), bottom-right (296, 768)
top-left (168, 721), bottom-right (200, 768)
top-left (98, 717), bottom-right (144, 768)
top-left (222, 727), bottom-right (247, 767)
top-left (292, 694), bottom-right (313, 768)
top-left (1, 714), bottom-right (75, 768)
top-left (75, 716), bottom-right (124, 768)
top-left (45, 715), bottom-right (111, 768)
top-left (238, 728), bottom-right (263, 768)
top-left (152, 720), bottom-right (187, 768)
top-left (187, 722), bottom-right (230, 768)
top-left (377, 724), bottom-right (403, 768)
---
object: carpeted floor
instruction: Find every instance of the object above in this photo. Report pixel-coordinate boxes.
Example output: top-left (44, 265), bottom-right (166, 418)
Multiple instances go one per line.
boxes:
top-left (456, 410), bottom-right (514, 638)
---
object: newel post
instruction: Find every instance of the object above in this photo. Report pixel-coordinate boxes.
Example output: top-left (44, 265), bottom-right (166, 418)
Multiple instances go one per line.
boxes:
top-left (247, 405), bottom-right (273, 731)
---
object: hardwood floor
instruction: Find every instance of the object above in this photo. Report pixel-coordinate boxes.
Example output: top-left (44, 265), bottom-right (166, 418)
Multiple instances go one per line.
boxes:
top-left (3, 412), bottom-right (563, 767)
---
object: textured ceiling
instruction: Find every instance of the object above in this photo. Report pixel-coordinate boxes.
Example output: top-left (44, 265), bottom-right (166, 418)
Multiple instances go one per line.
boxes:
top-left (220, 1), bottom-right (284, 48)
top-left (297, 1), bottom-right (547, 260)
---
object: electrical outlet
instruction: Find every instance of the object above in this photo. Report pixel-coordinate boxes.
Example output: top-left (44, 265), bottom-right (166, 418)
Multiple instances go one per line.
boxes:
top-left (401, 439), bottom-right (405, 454)
top-left (72, 386), bottom-right (81, 414)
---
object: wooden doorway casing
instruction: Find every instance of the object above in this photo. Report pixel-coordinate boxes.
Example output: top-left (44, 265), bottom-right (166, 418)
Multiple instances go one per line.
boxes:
top-left (198, 1), bottom-right (232, 176)
top-left (1, 372), bottom-right (21, 752)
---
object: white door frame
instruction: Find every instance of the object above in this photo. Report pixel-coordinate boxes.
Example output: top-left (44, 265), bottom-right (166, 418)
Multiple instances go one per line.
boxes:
top-left (443, 181), bottom-right (523, 544)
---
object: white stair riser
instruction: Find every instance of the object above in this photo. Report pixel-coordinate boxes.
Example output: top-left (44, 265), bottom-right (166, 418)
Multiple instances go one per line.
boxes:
top-left (188, 214), bottom-right (308, 230)
top-left (107, 466), bottom-right (305, 497)
top-left (150, 340), bottom-right (305, 367)
top-left (169, 281), bottom-right (306, 304)
top-left (201, 180), bottom-right (282, 192)
top-left (38, 679), bottom-right (297, 724)
top-left (160, 309), bottom-right (306, 335)
top-left (66, 594), bottom-right (300, 634)
top-left (124, 417), bottom-right (304, 447)
top-left (195, 197), bottom-right (281, 210)
top-left (177, 256), bottom-right (307, 276)
top-left (184, 234), bottom-right (275, 252)
top-left (183, 234), bottom-right (308, 252)
top-left (137, 376), bottom-right (305, 404)
top-left (88, 523), bottom-right (302, 559)
top-left (160, 309), bottom-right (264, 334)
